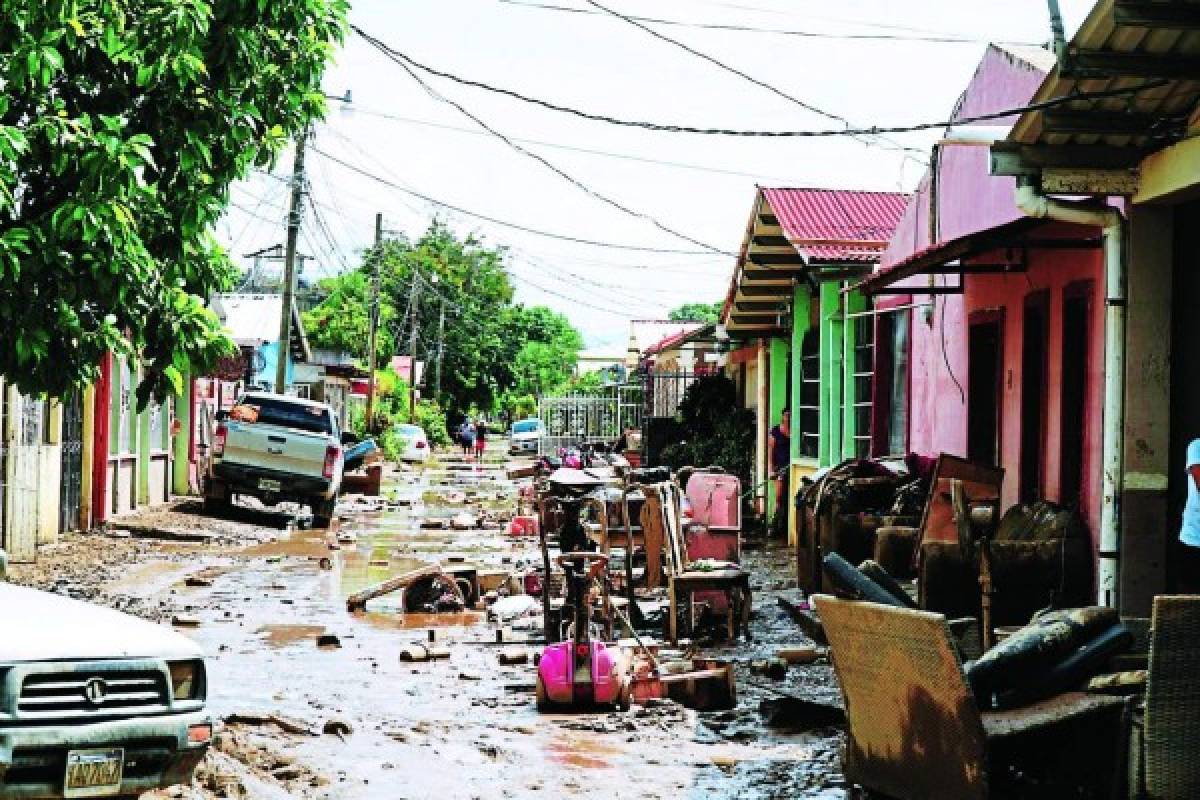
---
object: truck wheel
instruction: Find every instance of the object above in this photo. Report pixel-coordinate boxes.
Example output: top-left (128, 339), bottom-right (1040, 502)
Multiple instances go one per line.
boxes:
top-left (312, 497), bottom-right (337, 529)
top-left (203, 481), bottom-right (231, 516)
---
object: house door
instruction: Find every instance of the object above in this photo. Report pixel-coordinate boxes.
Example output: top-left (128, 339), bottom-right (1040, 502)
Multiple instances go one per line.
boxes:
top-left (1059, 285), bottom-right (1092, 509)
top-left (968, 315), bottom-right (1004, 468)
top-left (5, 394), bottom-right (42, 562)
top-left (1020, 292), bottom-right (1050, 502)
top-left (60, 392), bottom-right (84, 532)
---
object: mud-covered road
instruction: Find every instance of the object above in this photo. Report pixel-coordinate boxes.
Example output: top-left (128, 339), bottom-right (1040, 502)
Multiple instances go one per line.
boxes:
top-left (10, 448), bottom-right (847, 800)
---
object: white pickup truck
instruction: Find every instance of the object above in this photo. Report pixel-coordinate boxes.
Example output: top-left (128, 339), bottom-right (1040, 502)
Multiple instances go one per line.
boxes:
top-left (0, 550), bottom-right (213, 798)
top-left (205, 392), bottom-right (347, 527)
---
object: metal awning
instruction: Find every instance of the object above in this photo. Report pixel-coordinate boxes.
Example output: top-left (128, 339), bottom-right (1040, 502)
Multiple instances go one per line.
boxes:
top-left (993, 0), bottom-right (1200, 180)
top-left (722, 187), bottom-right (908, 334)
top-left (851, 216), bottom-right (1102, 296)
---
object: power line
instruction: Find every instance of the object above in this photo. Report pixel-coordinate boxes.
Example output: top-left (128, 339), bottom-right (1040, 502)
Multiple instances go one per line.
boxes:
top-left (580, 0), bottom-right (922, 158)
top-left (350, 26), bottom-right (1167, 139)
top-left (334, 103), bottom-right (811, 182)
top-left (366, 33), bottom-right (732, 256)
top-left (498, 0), bottom-right (1036, 45)
top-left (310, 145), bottom-right (727, 255)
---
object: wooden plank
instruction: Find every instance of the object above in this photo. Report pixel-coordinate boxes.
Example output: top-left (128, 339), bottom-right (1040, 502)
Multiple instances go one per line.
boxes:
top-left (346, 564), bottom-right (443, 611)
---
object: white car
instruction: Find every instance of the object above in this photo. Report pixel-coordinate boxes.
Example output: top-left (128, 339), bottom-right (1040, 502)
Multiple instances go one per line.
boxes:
top-left (393, 424), bottom-right (431, 462)
top-left (0, 550), bottom-right (213, 797)
top-left (508, 418), bottom-right (545, 455)
top-left (205, 392), bottom-right (347, 528)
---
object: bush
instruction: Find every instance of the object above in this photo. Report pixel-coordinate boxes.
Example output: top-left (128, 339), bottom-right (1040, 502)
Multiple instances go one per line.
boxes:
top-left (657, 375), bottom-right (755, 490)
top-left (415, 400), bottom-right (452, 448)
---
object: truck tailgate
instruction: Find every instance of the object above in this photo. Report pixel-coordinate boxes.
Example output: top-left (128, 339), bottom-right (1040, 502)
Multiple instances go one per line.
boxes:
top-left (222, 421), bottom-right (330, 479)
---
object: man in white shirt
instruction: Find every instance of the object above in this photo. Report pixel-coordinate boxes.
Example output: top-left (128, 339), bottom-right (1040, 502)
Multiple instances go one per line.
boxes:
top-left (1179, 438), bottom-right (1200, 592)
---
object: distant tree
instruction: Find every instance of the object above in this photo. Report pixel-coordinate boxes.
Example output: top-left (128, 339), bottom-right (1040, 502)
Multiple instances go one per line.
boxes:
top-left (304, 221), bottom-right (584, 417)
top-left (668, 301), bottom-right (722, 323)
top-left (0, 0), bottom-right (347, 401)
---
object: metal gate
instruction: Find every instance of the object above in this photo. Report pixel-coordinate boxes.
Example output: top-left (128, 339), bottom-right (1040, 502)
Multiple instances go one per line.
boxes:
top-left (60, 393), bottom-right (84, 533)
top-left (537, 384), bottom-right (643, 456)
top-left (4, 394), bottom-right (42, 562)
top-left (642, 368), bottom-right (712, 419)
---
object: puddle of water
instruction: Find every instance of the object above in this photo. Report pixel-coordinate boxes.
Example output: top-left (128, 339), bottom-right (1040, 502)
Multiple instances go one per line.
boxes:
top-left (255, 623), bottom-right (327, 648)
top-left (545, 736), bottom-right (624, 769)
top-left (357, 609), bottom-right (486, 629)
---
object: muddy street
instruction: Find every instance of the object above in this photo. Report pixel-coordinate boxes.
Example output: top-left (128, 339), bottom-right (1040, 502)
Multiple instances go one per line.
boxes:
top-left (11, 449), bottom-right (845, 800)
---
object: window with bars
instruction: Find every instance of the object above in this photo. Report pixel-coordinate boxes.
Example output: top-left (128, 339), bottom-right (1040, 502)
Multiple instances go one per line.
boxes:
top-left (852, 315), bottom-right (875, 459)
top-left (798, 327), bottom-right (820, 459)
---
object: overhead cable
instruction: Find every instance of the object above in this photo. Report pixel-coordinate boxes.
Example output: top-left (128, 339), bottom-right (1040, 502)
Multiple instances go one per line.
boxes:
top-left (580, 0), bottom-right (922, 157)
top-left (499, 0), bottom-right (1036, 45)
top-left (310, 146), bottom-right (726, 255)
top-left (350, 26), bottom-right (1166, 139)
top-left (364, 33), bottom-right (732, 256)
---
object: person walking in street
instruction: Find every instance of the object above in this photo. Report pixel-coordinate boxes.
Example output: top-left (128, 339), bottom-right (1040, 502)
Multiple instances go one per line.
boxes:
top-left (769, 408), bottom-right (791, 530)
top-left (474, 419), bottom-right (488, 460)
top-left (1178, 437), bottom-right (1200, 592)
top-left (460, 421), bottom-right (476, 457)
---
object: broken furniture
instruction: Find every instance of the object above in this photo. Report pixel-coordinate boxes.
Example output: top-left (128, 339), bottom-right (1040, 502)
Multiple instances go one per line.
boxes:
top-left (341, 464), bottom-right (383, 496)
top-left (796, 459), bottom-right (922, 594)
top-left (667, 569), bottom-right (752, 643)
top-left (815, 594), bottom-right (1129, 800)
top-left (1132, 595), bottom-right (1200, 799)
top-left (345, 563), bottom-right (465, 612)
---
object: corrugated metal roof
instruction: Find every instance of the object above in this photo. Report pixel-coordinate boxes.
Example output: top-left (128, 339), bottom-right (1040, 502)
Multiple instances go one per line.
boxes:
top-left (1007, 0), bottom-right (1200, 152)
top-left (760, 187), bottom-right (910, 263)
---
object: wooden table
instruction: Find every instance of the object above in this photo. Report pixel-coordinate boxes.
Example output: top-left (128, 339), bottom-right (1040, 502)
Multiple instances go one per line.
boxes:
top-left (668, 569), bottom-right (752, 643)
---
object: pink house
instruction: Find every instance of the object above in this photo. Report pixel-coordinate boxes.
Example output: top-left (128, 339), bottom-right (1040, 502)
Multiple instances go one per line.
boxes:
top-left (856, 45), bottom-right (1110, 562)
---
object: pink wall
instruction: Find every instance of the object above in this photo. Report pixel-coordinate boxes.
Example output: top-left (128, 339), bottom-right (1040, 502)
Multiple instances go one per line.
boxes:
top-left (961, 243), bottom-right (1104, 540)
top-left (875, 45), bottom-right (1108, 547)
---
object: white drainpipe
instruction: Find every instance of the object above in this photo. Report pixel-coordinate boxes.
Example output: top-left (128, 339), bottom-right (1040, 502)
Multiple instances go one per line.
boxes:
top-left (1015, 182), bottom-right (1125, 608)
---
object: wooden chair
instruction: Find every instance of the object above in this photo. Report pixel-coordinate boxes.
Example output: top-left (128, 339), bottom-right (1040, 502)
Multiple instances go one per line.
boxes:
top-left (1137, 595), bottom-right (1200, 799)
top-left (814, 594), bottom-right (1128, 799)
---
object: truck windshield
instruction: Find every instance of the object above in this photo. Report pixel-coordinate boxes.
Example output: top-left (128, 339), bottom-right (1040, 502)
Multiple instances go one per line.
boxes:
top-left (513, 420), bottom-right (541, 434)
top-left (242, 396), bottom-right (333, 435)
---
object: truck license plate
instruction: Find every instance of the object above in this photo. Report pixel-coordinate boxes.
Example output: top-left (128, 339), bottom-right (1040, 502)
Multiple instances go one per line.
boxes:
top-left (64, 748), bottom-right (123, 798)
top-left (258, 478), bottom-right (282, 491)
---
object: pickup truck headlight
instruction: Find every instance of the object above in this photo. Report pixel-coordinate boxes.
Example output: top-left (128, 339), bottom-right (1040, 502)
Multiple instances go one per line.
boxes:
top-left (168, 660), bottom-right (204, 701)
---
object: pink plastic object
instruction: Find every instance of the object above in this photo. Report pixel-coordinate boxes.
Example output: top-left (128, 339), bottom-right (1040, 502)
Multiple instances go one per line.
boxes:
top-left (685, 473), bottom-right (741, 531)
top-left (537, 641), bottom-right (623, 708)
top-left (508, 515), bottom-right (539, 537)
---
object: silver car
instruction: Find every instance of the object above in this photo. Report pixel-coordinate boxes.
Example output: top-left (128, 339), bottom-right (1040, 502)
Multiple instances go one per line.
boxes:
top-left (0, 552), bottom-right (213, 798)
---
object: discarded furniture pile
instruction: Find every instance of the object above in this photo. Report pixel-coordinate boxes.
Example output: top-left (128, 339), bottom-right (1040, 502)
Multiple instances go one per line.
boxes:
top-left (796, 453), bottom-right (1094, 635)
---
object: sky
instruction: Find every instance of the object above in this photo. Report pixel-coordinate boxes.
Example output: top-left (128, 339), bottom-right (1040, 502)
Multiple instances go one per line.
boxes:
top-left (215, 0), bottom-right (1094, 352)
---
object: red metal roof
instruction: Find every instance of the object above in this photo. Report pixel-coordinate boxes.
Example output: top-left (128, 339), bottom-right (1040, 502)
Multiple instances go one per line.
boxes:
top-left (760, 187), bottom-right (910, 263)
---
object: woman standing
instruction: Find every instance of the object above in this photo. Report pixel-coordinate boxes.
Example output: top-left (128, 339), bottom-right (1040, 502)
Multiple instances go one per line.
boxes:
top-left (474, 419), bottom-right (488, 460)
top-left (1178, 437), bottom-right (1200, 592)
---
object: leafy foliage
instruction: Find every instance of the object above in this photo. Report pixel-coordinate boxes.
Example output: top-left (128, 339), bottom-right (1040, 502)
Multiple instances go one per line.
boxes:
top-left (659, 375), bottom-right (755, 488)
top-left (0, 0), bottom-right (347, 401)
top-left (667, 301), bottom-right (723, 323)
top-left (304, 221), bottom-right (584, 419)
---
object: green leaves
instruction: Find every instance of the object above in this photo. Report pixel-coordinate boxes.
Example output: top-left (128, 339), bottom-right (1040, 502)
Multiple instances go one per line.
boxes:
top-left (0, 0), bottom-right (347, 399)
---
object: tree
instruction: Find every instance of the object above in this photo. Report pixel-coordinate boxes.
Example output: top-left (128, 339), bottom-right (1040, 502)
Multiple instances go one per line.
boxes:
top-left (0, 0), bottom-right (347, 401)
top-left (667, 301), bottom-right (722, 323)
top-left (304, 221), bottom-right (585, 417)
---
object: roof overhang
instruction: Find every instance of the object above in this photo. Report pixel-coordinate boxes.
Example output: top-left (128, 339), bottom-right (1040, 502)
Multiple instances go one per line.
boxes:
top-left (991, 0), bottom-right (1200, 190)
top-left (721, 190), bottom-right (884, 335)
top-left (851, 217), bottom-right (1103, 296)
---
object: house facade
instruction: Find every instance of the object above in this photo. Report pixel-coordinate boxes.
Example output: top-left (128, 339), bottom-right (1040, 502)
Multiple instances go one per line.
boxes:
top-left (720, 186), bottom-right (909, 529)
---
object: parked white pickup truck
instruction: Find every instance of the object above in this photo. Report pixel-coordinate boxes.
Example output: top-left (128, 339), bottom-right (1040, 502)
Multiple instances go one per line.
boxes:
top-left (0, 550), bottom-right (213, 798)
top-left (205, 392), bottom-right (347, 527)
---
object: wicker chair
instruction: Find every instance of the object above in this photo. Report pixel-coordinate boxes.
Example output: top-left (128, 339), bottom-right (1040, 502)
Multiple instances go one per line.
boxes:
top-left (1139, 595), bottom-right (1200, 799)
top-left (814, 594), bottom-right (1128, 799)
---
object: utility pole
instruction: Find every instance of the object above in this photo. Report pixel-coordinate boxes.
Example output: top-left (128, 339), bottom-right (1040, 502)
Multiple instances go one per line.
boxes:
top-left (364, 213), bottom-right (383, 431)
top-left (275, 128), bottom-right (307, 394)
top-left (433, 297), bottom-right (446, 402)
top-left (408, 275), bottom-right (422, 423)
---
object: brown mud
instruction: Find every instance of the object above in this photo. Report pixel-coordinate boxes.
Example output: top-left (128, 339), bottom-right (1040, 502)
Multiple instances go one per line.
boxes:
top-left (9, 451), bottom-right (846, 799)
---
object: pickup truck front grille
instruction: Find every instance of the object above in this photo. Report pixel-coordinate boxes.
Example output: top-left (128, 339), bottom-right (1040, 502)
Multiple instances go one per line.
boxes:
top-left (18, 670), bottom-right (169, 718)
